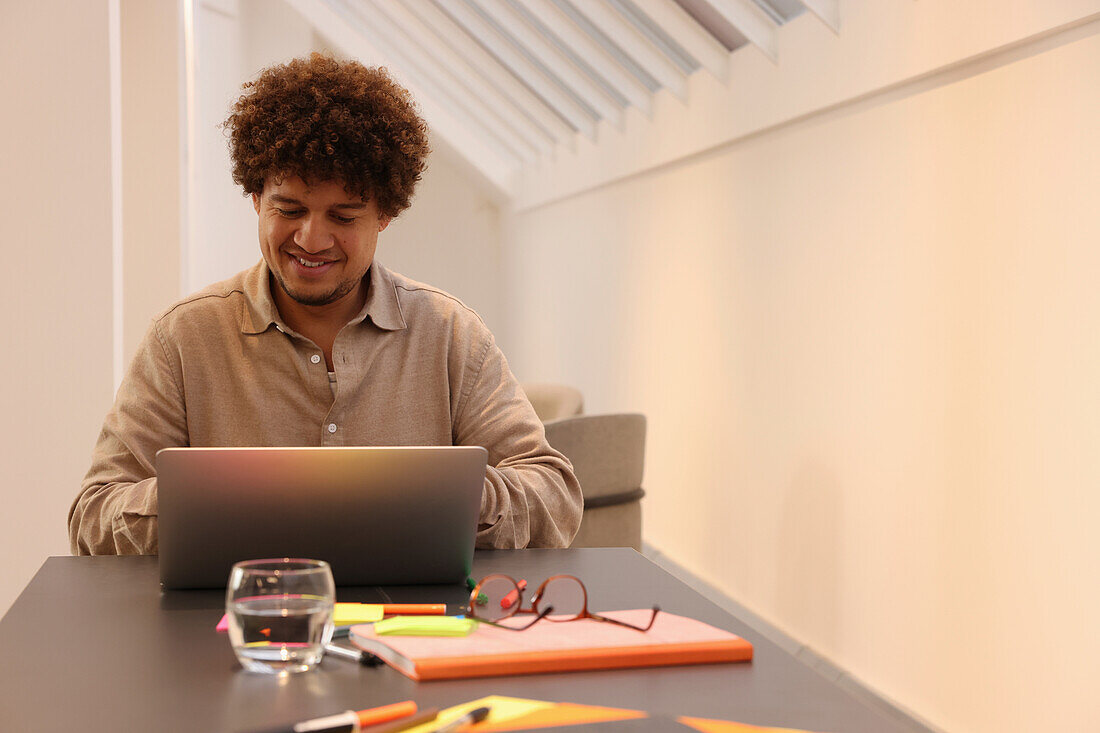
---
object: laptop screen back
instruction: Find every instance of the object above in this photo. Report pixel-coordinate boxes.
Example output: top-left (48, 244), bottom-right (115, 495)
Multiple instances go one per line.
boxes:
top-left (156, 446), bottom-right (487, 589)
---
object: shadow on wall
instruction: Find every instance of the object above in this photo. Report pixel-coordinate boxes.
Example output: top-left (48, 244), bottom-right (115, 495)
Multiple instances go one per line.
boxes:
top-left (777, 460), bottom-right (842, 652)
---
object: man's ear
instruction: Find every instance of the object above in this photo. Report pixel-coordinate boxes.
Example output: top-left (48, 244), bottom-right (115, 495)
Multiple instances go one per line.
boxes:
top-left (252, 193), bottom-right (261, 214)
top-left (379, 216), bottom-right (392, 233)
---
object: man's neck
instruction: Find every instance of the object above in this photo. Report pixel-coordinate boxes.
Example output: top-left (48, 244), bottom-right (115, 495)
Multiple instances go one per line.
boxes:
top-left (272, 278), bottom-right (368, 368)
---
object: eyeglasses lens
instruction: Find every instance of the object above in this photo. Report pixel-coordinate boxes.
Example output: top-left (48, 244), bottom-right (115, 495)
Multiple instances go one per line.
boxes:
top-left (473, 576), bottom-right (519, 622)
top-left (534, 576), bottom-right (586, 619)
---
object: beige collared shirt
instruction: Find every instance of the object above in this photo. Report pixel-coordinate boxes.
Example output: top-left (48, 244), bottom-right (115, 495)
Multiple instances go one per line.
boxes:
top-left (69, 261), bottom-right (582, 555)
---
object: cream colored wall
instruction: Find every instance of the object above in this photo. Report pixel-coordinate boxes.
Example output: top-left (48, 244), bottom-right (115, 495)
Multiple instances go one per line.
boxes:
top-left (121, 0), bottom-right (183, 362)
top-left (2, 1), bottom-right (115, 614)
top-left (380, 134), bottom-right (505, 333)
top-left (0, 0), bottom-right (185, 617)
top-left (188, 0), bottom-right (273, 291)
top-left (187, 0), bottom-right (325, 294)
top-left (504, 22), bottom-right (1100, 733)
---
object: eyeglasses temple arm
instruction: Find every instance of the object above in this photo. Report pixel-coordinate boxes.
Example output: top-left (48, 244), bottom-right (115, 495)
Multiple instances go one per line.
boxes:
top-left (474, 604), bottom-right (554, 631)
top-left (588, 605), bottom-right (661, 632)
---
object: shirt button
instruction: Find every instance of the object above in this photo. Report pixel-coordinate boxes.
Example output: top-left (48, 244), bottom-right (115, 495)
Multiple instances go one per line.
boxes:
top-left (310, 354), bottom-right (321, 364)
top-left (327, 423), bottom-right (337, 433)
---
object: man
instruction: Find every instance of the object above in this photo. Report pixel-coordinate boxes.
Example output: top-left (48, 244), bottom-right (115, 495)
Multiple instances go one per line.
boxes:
top-left (69, 54), bottom-right (582, 554)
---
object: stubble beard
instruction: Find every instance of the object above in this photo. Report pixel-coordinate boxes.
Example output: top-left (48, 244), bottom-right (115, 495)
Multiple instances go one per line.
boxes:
top-left (272, 268), bottom-right (360, 307)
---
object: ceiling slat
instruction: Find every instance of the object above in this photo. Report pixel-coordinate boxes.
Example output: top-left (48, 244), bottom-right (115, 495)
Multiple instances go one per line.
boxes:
top-left (338, 0), bottom-right (538, 162)
top-left (514, 0), bottom-right (652, 117)
top-left (700, 0), bottom-right (780, 62)
top-left (474, 0), bottom-right (624, 129)
top-left (357, 0), bottom-right (542, 163)
top-left (632, 0), bottom-right (730, 82)
top-left (404, 0), bottom-right (577, 148)
top-left (798, 0), bottom-right (839, 34)
top-left (434, 0), bottom-right (598, 140)
top-left (370, 0), bottom-right (556, 155)
top-left (568, 0), bottom-right (689, 101)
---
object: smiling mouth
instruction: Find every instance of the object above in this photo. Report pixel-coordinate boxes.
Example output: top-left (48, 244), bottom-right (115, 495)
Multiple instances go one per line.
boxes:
top-left (288, 254), bottom-right (338, 270)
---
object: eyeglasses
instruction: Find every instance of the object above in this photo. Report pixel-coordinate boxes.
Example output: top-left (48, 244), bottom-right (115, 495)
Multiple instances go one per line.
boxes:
top-left (465, 574), bottom-right (659, 632)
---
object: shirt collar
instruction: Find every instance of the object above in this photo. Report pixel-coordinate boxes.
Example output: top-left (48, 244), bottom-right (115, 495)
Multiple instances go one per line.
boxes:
top-left (352, 260), bottom-right (408, 331)
top-left (240, 259), bottom-right (407, 335)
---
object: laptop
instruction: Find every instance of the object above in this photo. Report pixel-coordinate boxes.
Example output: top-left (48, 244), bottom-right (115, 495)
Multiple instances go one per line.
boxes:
top-left (156, 446), bottom-right (487, 589)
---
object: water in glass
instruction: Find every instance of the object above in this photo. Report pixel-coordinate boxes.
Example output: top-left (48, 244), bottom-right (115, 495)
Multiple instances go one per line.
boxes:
top-left (227, 594), bottom-right (332, 673)
top-left (226, 558), bottom-right (335, 674)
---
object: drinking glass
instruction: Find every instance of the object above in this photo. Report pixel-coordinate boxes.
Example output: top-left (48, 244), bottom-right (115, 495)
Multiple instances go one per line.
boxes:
top-left (226, 558), bottom-right (335, 674)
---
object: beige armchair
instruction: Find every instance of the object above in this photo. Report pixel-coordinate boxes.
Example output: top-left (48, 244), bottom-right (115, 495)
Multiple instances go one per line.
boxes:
top-left (543, 413), bottom-right (646, 551)
top-left (521, 382), bottom-right (584, 422)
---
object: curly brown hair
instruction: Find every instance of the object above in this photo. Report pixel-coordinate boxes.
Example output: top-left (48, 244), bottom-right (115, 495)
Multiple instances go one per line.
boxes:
top-left (225, 53), bottom-right (430, 219)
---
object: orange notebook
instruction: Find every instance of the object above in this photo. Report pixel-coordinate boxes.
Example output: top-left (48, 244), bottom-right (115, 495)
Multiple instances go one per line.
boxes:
top-left (348, 609), bottom-right (753, 681)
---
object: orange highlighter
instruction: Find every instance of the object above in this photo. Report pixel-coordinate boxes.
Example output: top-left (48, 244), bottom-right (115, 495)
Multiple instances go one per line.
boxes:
top-left (382, 604), bottom-right (446, 615)
top-left (247, 700), bottom-right (417, 733)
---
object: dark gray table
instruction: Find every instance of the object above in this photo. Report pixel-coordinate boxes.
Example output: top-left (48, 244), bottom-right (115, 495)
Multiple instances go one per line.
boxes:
top-left (0, 550), bottom-right (909, 732)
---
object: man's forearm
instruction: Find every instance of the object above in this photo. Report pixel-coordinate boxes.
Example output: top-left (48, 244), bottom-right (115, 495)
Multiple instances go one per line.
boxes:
top-left (477, 459), bottom-right (583, 549)
top-left (72, 319), bottom-right (185, 556)
top-left (68, 478), bottom-right (159, 555)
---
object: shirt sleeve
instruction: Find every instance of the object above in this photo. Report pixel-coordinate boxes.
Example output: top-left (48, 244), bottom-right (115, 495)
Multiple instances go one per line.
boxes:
top-left (68, 320), bottom-right (187, 555)
top-left (452, 333), bottom-right (584, 549)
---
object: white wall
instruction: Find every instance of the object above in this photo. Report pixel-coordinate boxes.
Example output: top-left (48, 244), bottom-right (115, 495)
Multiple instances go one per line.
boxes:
top-left (503, 10), bottom-right (1100, 733)
top-left (1, 1), bottom-right (115, 614)
top-left (187, 0), bottom-right (287, 291)
top-left (121, 0), bottom-right (183, 361)
top-left (380, 133), bottom-right (505, 333)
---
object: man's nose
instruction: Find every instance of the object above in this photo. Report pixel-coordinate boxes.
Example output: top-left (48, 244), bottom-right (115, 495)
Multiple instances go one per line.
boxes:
top-left (293, 216), bottom-right (333, 253)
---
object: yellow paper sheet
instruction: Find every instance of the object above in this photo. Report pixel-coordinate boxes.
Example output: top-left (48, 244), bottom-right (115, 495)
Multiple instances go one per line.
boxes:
top-left (401, 696), bottom-right (556, 733)
top-left (404, 697), bottom-right (822, 733)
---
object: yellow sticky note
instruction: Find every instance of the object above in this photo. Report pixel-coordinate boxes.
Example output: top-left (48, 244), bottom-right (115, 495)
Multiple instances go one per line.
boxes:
top-left (374, 616), bottom-right (477, 636)
top-left (332, 603), bottom-right (384, 625)
top-left (476, 696), bottom-right (557, 724)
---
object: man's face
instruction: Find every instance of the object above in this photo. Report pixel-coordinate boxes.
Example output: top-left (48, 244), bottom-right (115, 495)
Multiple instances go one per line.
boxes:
top-left (253, 175), bottom-right (391, 311)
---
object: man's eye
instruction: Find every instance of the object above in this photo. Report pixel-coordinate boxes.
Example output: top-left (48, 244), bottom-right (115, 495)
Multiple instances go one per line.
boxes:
top-left (275, 208), bottom-right (304, 218)
top-left (331, 214), bottom-right (355, 224)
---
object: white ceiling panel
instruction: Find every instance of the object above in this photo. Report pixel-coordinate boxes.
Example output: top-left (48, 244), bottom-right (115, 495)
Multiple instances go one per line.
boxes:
top-left (288, 0), bottom-right (839, 191)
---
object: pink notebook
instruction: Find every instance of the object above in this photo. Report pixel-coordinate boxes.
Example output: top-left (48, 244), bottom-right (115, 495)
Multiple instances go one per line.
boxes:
top-left (349, 610), bottom-right (753, 681)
